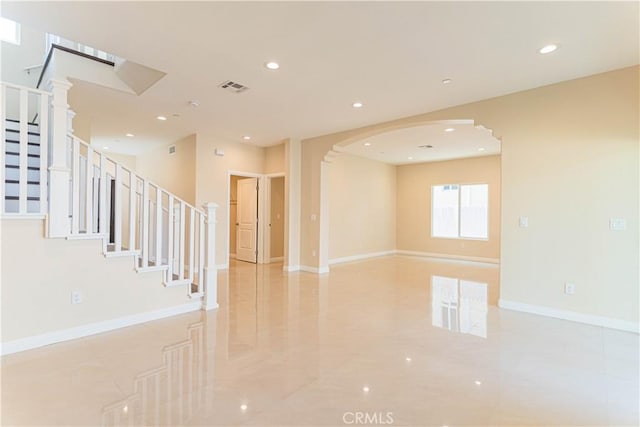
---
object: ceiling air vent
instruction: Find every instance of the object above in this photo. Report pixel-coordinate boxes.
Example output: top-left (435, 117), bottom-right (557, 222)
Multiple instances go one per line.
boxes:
top-left (219, 80), bottom-right (249, 94)
top-left (418, 144), bottom-right (433, 149)
top-left (168, 145), bottom-right (176, 155)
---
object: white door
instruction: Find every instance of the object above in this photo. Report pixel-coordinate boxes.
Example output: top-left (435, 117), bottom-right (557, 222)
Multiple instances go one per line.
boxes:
top-left (236, 178), bottom-right (258, 263)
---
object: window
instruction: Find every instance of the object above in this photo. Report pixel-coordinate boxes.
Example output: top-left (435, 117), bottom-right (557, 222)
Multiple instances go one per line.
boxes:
top-left (432, 183), bottom-right (488, 239)
top-left (0, 17), bottom-right (20, 45)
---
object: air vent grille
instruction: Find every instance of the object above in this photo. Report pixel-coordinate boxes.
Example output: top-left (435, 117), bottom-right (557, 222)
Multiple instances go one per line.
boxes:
top-left (219, 80), bottom-right (249, 93)
top-left (168, 145), bottom-right (176, 155)
top-left (418, 144), bottom-right (433, 149)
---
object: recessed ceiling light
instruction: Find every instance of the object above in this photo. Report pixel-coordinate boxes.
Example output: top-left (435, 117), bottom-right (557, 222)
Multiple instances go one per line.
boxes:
top-left (539, 44), bottom-right (558, 54)
top-left (240, 404), bottom-right (248, 411)
top-left (242, 136), bottom-right (251, 140)
top-left (188, 100), bottom-right (199, 108)
top-left (364, 142), bottom-right (371, 146)
top-left (265, 61), bottom-right (280, 70)
top-left (103, 146), bottom-right (109, 150)
top-left (442, 78), bottom-right (452, 84)
top-left (126, 133), bottom-right (134, 137)
top-left (408, 156), bottom-right (414, 160)
top-left (474, 380), bottom-right (482, 385)
top-left (445, 128), bottom-right (455, 132)
top-left (157, 115), bottom-right (167, 121)
top-left (352, 101), bottom-right (363, 108)
top-left (405, 357), bottom-right (412, 362)
top-left (362, 386), bottom-right (370, 393)
top-left (478, 147), bottom-right (486, 151)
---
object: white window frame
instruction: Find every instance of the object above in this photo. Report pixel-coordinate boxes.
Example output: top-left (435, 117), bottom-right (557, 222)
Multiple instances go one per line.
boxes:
top-left (431, 183), bottom-right (489, 241)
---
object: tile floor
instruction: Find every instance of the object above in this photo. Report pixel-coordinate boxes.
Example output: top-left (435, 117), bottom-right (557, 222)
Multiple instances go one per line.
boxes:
top-left (1, 256), bottom-right (638, 426)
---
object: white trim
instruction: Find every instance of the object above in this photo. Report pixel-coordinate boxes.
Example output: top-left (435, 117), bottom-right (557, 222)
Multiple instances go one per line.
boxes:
top-left (300, 265), bottom-right (330, 274)
top-left (1, 214), bottom-right (47, 220)
top-left (270, 256), bottom-right (284, 262)
top-left (0, 301), bottom-right (202, 356)
top-left (283, 265), bottom-right (300, 272)
top-left (499, 299), bottom-right (640, 334)
top-left (395, 250), bottom-right (499, 266)
top-left (329, 250), bottom-right (395, 265)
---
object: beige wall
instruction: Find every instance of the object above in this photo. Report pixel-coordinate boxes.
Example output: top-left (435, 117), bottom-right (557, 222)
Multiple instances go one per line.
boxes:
top-left (265, 143), bottom-right (285, 174)
top-left (195, 135), bottom-right (266, 266)
top-left (104, 151), bottom-right (137, 171)
top-left (270, 176), bottom-right (285, 259)
top-left (1, 219), bottom-right (192, 343)
top-left (396, 155), bottom-right (501, 261)
top-left (328, 153), bottom-right (396, 260)
top-left (136, 134), bottom-right (196, 205)
top-left (301, 66), bottom-right (639, 325)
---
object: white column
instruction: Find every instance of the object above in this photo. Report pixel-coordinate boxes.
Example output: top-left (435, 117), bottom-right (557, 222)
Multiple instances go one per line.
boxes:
top-left (47, 78), bottom-right (73, 238)
top-left (202, 202), bottom-right (218, 311)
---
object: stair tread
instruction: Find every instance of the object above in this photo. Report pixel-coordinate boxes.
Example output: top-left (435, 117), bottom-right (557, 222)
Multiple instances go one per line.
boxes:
top-left (4, 196), bottom-right (40, 201)
top-left (5, 152), bottom-right (40, 158)
top-left (5, 129), bottom-right (41, 136)
top-left (5, 179), bottom-right (39, 185)
top-left (5, 165), bottom-right (40, 170)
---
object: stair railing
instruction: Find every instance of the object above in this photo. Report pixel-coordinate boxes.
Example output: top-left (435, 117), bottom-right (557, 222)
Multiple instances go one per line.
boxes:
top-left (67, 134), bottom-right (209, 298)
top-left (0, 82), bottom-right (50, 216)
top-left (1, 78), bottom-right (218, 309)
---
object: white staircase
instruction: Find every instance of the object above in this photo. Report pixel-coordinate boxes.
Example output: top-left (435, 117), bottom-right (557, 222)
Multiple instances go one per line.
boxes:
top-left (1, 80), bottom-right (218, 309)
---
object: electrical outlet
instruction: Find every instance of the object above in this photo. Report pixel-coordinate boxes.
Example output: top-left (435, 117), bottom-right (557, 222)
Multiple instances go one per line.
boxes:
top-left (71, 291), bottom-right (83, 304)
top-left (564, 283), bottom-right (575, 295)
top-left (519, 216), bottom-right (529, 228)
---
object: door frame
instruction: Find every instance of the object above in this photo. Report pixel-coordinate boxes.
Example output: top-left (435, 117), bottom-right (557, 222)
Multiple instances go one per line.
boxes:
top-left (227, 171), bottom-right (266, 266)
top-left (263, 172), bottom-right (285, 264)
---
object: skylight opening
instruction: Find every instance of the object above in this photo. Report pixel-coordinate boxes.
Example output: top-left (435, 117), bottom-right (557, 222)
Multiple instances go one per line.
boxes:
top-left (0, 17), bottom-right (21, 45)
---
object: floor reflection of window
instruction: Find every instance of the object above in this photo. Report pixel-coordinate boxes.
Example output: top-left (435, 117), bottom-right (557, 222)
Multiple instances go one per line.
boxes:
top-left (431, 276), bottom-right (488, 338)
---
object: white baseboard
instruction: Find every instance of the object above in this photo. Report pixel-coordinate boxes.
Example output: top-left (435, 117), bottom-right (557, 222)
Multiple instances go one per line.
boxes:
top-left (283, 265), bottom-right (300, 272)
top-left (395, 250), bottom-right (499, 266)
top-left (0, 301), bottom-right (203, 356)
top-left (300, 265), bottom-right (330, 274)
top-left (329, 250), bottom-right (395, 265)
top-left (499, 299), bottom-right (640, 334)
top-left (270, 256), bottom-right (284, 263)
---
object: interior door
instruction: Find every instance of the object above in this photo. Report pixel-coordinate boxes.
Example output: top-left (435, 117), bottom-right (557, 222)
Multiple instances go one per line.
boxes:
top-left (236, 177), bottom-right (258, 263)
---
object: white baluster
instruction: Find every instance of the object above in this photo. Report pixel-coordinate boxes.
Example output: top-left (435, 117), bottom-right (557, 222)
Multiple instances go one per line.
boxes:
top-left (85, 145), bottom-right (94, 233)
top-left (179, 202), bottom-right (186, 281)
top-left (114, 164), bottom-right (122, 250)
top-left (71, 137), bottom-right (80, 234)
top-left (19, 88), bottom-right (28, 214)
top-left (198, 213), bottom-right (205, 293)
top-left (202, 202), bottom-right (218, 310)
top-left (167, 195), bottom-right (174, 281)
top-left (189, 208), bottom-right (195, 285)
top-left (0, 84), bottom-right (6, 214)
top-left (129, 172), bottom-right (136, 251)
top-left (38, 92), bottom-right (49, 215)
top-left (99, 154), bottom-right (106, 249)
top-left (141, 180), bottom-right (150, 268)
top-left (156, 188), bottom-right (163, 266)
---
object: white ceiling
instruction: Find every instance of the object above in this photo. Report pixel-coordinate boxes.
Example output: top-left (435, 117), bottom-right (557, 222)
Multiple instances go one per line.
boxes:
top-left (339, 121), bottom-right (501, 165)
top-left (3, 1), bottom-right (639, 159)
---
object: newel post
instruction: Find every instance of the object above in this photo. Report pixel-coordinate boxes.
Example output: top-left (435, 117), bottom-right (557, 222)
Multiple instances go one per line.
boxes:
top-left (46, 78), bottom-right (73, 238)
top-left (202, 202), bottom-right (219, 310)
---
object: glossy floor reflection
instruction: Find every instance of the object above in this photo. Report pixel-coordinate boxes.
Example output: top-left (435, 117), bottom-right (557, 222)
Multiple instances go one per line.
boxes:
top-left (2, 256), bottom-right (638, 426)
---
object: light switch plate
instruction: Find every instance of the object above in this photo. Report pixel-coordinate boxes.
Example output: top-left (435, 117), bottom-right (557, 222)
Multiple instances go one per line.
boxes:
top-left (519, 216), bottom-right (528, 228)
